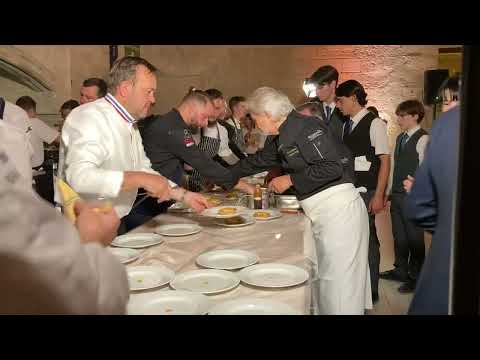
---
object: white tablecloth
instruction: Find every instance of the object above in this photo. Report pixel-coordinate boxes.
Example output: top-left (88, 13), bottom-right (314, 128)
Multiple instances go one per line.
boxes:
top-left (126, 196), bottom-right (316, 314)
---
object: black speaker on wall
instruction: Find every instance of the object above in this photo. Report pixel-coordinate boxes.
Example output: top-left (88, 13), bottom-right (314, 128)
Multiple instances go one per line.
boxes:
top-left (424, 69), bottom-right (450, 105)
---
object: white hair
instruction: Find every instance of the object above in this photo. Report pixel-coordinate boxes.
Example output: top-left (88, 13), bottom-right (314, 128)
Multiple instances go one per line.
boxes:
top-left (246, 87), bottom-right (294, 122)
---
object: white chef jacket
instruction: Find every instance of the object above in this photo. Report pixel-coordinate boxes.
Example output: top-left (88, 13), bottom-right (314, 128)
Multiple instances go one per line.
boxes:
top-left (28, 117), bottom-right (59, 168)
top-left (0, 186), bottom-right (129, 314)
top-left (0, 100), bottom-right (33, 185)
top-left (61, 94), bottom-right (176, 218)
top-left (0, 127), bottom-right (129, 314)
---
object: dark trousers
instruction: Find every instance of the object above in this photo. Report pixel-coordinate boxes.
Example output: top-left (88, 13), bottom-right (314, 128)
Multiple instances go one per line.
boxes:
top-left (118, 195), bottom-right (173, 235)
top-left (390, 193), bottom-right (425, 280)
top-left (360, 191), bottom-right (380, 297)
top-left (33, 168), bottom-right (54, 205)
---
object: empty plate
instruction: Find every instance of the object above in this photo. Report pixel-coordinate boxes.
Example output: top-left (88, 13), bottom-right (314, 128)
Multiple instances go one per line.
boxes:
top-left (128, 290), bottom-right (211, 315)
top-left (108, 247), bottom-right (141, 264)
top-left (170, 269), bottom-right (240, 294)
top-left (202, 206), bottom-right (248, 219)
top-left (238, 263), bottom-right (309, 288)
top-left (214, 215), bottom-right (255, 228)
top-left (250, 209), bottom-right (282, 221)
top-left (112, 233), bottom-right (164, 249)
top-left (155, 223), bottom-right (202, 237)
top-left (127, 265), bottom-right (175, 291)
top-left (196, 249), bottom-right (259, 270)
top-left (208, 298), bottom-right (301, 315)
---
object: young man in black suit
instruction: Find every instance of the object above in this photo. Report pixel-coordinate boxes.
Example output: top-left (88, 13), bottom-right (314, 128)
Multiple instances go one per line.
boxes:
top-left (305, 65), bottom-right (349, 142)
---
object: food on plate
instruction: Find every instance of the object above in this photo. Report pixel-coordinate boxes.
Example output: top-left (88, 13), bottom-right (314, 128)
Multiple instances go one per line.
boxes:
top-left (225, 193), bottom-right (238, 200)
top-left (206, 196), bottom-right (222, 206)
top-left (224, 216), bottom-right (245, 225)
top-left (218, 207), bottom-right (237, 215)
top-left (253, 211), bottom-right (271, 218)
top-left (165, 308), bottom-right (173, 313)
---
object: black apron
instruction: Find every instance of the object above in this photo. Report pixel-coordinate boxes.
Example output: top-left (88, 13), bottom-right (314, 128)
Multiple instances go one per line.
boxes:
top-left (187, 123), bottom-right (221, 192)
top-left (230, 118), bottom-right (246, 153)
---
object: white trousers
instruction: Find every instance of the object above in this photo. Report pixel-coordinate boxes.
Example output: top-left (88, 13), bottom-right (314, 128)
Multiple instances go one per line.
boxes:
top-left (301, 183), bottom-right (372, 315)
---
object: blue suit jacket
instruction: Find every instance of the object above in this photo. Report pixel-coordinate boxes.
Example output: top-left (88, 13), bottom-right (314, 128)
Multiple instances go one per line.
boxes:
top-left (406, 106), bottom-right (460, 315)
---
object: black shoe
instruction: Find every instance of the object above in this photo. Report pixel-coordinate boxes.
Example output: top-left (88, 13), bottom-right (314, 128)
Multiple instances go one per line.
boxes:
top-left (398, 280), bottom-right (416, 293)
top-left (379, 269), bottom-right (408, 282)
top-left (372, 293), bottom-right (379, 304)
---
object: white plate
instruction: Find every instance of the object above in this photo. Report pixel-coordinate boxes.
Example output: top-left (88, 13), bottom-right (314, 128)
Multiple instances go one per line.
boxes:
top-left (196, 249), bottom-right (259, 270)
top-left (168, 202), bottom-right (193, 213)
top-left (208, 298), bottom-right (301, 315)
top-left (127, 265), bottom-right (175, 291)
top-left (108, 247), bottom-right (141, 264)
top-left (170, 269), bottom-right (240, 294)
top-left (239, 263), bottom-right (309, 288)
top-left (214, 215), bottom-right (255, 228)
top-left (112, 233), bottom-right (164, 249)
top-left (250, 209), bottom-right (282, 221)
top-left (202, 206), bottom-right (247, 219)
top-left (155, 223), bottom-right (202, 237)
top-left (128, 290), bottom-right (211, 315)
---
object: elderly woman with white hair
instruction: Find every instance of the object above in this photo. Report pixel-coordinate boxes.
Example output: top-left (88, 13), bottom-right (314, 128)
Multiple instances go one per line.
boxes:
top-left (231, 87), bottom-right (372, 315)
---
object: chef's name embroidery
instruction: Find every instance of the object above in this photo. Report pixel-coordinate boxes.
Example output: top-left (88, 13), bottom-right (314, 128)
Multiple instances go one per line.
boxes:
top-left (285, 146), bottom-right (300, 157)
top-left (307, 129), bottom-right (324, 141)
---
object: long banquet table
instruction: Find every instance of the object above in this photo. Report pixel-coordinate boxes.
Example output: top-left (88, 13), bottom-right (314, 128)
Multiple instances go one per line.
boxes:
top-left (125, 190), bottom-right (317, 315)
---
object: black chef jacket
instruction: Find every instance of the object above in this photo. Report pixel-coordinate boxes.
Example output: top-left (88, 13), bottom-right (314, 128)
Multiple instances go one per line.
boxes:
top-left (139, 109), bottom-right (238, 190)
top-left (230, 110), bottom-right (353, 201)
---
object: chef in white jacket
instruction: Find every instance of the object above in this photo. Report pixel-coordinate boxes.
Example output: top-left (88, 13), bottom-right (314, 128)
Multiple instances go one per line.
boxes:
top-left (0, 97), bottom-right (33, 185)
top-left (0, 123), bottom-right (129, 315)
top-left (60, 56), bottom-right (209, 230)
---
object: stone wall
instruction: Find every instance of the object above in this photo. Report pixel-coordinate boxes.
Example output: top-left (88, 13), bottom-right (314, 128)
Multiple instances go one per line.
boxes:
top-left (1, 45), bottom-right (445, 144)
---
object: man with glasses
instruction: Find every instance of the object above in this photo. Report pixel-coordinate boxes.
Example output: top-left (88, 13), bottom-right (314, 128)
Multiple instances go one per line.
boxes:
top-left (304, 65), bottom-right (350, 142)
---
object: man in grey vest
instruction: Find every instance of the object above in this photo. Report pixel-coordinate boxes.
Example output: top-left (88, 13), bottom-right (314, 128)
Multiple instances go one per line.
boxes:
top-left (381, 100), bottom-right (429, 293)
top-left (305, 65), bottom-right (349, 142)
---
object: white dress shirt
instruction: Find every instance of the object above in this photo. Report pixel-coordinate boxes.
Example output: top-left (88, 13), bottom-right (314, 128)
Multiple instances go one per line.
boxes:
top-left (349, 108), bottom-right (390, 155)
top-left (28, 117), bottom-right (59, 168)
top-left (61, 94), bottom-right (176, 218)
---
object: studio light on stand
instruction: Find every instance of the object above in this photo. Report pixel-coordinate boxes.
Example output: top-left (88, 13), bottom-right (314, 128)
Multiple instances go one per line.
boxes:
top-left (302, 78), bottom-right (317, 98)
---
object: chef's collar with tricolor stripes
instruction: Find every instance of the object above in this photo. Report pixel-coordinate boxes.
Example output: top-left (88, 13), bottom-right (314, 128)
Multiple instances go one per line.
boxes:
top-left (104, 93), bottom-right (137, 125)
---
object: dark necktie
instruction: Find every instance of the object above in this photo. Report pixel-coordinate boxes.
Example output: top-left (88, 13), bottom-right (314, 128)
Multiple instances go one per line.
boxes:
top-left (344, 119), bottom-right (354, 138)
top-left (325, 106), bottom-right (331, 123)
top-left (400, 133), bottom-right (409, 151)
